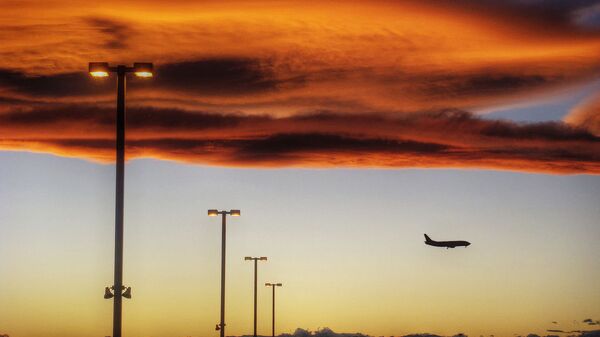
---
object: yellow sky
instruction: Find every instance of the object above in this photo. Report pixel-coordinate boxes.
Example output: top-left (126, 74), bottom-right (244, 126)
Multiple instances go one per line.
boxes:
top-left (0, 2), bottom-right (600, 336)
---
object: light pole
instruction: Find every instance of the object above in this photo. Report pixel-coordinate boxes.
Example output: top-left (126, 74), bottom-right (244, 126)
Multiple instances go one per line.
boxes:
top-left (89, 62), bottom-right (153, 337)
top-left (245, 256), bottom-right (267, 337)
top-left (265, 283), bottom-right (282, 337)
top-left (208, 209), bottom-right (241, 337)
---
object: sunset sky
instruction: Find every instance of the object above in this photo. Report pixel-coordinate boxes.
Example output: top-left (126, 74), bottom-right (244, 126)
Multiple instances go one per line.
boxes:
top-left (1, 1), bottom-right (599, 337)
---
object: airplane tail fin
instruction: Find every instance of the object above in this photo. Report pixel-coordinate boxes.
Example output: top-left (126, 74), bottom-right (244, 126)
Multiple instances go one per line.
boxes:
top-left (424, 234), bottom-right (433, 242)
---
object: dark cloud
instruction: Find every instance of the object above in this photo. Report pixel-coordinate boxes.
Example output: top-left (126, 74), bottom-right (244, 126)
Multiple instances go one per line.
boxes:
top-left (1, 104), bottom-right (599, 173)
top-left (232, 133), bottom-right (448, 161)
top-left (86, 17), bottom-right (131, 49)
top-left (480, 120), bottom-right (597, 142)
top-left (0, 68), bottom-right (112, 97)
top-left (413, 73), bottom-right (556, 100)
top-left (36, 133), bottom-right (448, 165)
top-left (0, 95), bottom-right (39, 105)
top-left (154, 58), bottom-right (283, 95)
top-left (460, 74), bottom-right (550, 94)
top-left (505, 0), bottom-right (597, 21)
top-left (0, 58), bottom-right (287, 98)
top-left (424, 0), bottom-right (600, 31)
top-left (14, 105), bottom-right (261, 131)
top-left (126, 106), bottom-right (253, 129)
top-left (0, 105), bottom-right (112, 125)
top-left (0, 105), bottom-right (255, 129)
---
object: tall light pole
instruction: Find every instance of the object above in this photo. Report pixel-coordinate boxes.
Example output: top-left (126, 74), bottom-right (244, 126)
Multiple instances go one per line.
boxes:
top-left (265, 283), bottom-right (282, 337)
top-left (245, 256), bottom-right (267, 337)
top-left (208, 209), bottom-right (241, 337)
top-left (89, 62), bottom-right (153, 337)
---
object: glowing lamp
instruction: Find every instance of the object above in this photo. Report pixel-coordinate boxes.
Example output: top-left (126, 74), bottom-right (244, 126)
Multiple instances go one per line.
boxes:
top-left (230, 209), bottom-right (241, 216)
top-left (89, 62), bottom-right (109, 77)
top-left (208, 209), bottom-right (219, 217)
top-left (134, 62), bottom-right (153, 77)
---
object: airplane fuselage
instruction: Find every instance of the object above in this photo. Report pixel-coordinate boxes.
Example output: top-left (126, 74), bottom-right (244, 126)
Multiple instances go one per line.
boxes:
top-left (424, 234), bottom-right (470, 248)
top-left (425, 240), bottom-right (470, 248)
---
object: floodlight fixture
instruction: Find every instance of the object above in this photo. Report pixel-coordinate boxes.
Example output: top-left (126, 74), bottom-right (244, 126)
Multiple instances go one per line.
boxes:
top-left (88, 62), bottom-right (154, 78)
top-left (133, 62), bottom-right (153, 77)
top-left (89, 62), bottom-right (110, 77)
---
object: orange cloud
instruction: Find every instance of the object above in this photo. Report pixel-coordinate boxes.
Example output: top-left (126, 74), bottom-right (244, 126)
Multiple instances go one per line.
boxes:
top-left (1, 105), bottom-right (598, 173)
top-left (565, 94), bottom-right (600, 136)
top-left (1, 0), bottom-right (600, 173)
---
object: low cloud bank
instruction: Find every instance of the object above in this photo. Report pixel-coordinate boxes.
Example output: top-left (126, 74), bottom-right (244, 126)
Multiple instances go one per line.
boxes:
top-left (267, 328), bottom-right (600, 337)
top-left (1, 106), bottom-right (599, 174)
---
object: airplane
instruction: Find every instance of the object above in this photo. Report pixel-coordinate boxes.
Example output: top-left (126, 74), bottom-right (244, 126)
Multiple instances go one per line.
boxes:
top-left (424, 234), bottom-right (470, 248)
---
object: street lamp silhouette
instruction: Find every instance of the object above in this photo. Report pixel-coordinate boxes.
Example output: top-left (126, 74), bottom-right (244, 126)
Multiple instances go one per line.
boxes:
top-left (89, 62), bottom-right (153, 337)
top-left (245, 256), bottom-right (267, 337)
top-left (208, 209), bottom-right (241, 337)
top-left (265, 282), bottom-right (282, 337)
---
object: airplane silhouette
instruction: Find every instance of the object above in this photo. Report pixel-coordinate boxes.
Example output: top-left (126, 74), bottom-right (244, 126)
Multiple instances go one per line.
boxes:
top-left (424, 234), bottom-right (470, 248)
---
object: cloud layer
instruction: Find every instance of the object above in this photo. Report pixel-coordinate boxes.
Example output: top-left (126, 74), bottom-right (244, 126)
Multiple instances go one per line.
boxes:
top-left (1, 104), bottom-right (599, 173)
top-left (1, 1), bottom-right (600, 173)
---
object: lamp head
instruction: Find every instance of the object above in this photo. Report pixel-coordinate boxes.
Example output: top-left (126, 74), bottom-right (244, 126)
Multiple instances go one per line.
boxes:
top-left (103, 287), bottom-right (114, 299)
top-left (208, 209), bottom-right (219, 217)
top-left (276, 283), bottom-right (283, 286)
top-left (133, 62), bottom-right (153, 77)
top-left (229, 209), bottom-right (241, 216)
top-left (260, 257), bottom-right (268, 261)
top-left (122, 287), bottom-right (132, 299)
top-left (89, 62), bottom-right (109, 77)
top-left (265, 283), bottom-right (271, 286)
top-left (245, 256), bottom-right (253, 260)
